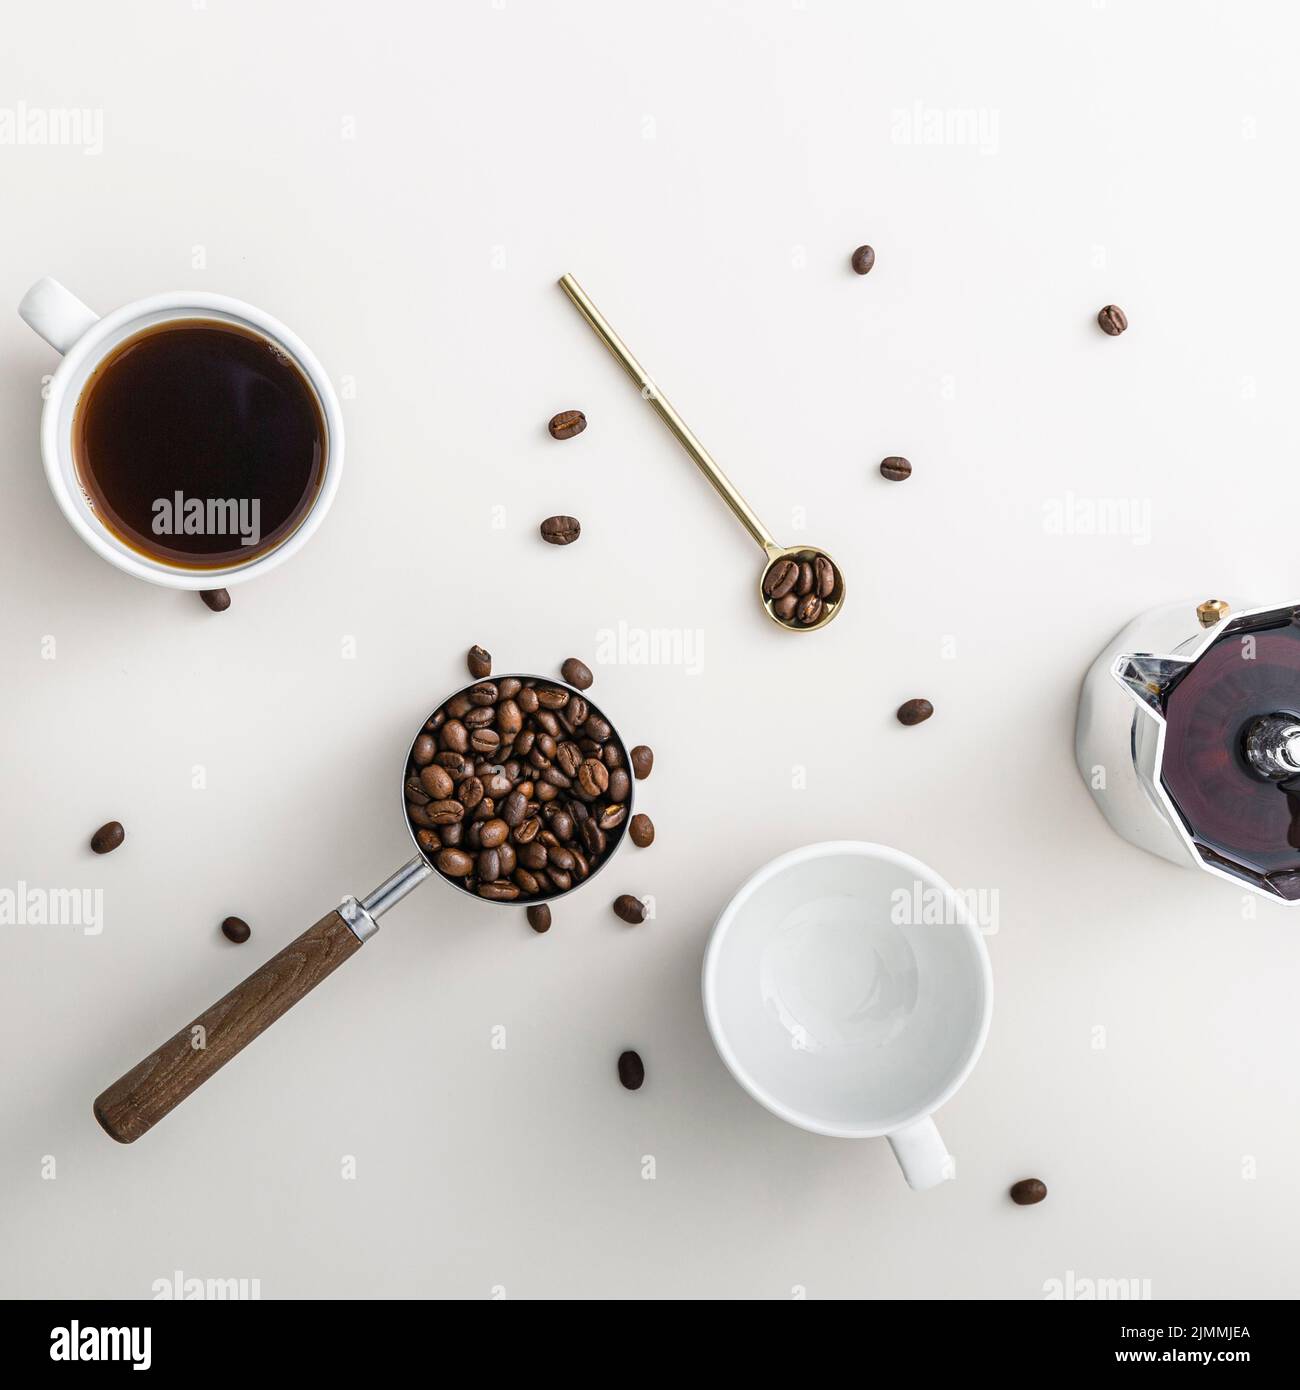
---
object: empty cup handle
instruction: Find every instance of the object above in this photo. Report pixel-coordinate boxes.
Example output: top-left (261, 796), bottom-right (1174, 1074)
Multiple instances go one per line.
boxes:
top-left (18, 276), bottom-right (99, 355)
top-left (888, 1116), bottom-right (954, 1190)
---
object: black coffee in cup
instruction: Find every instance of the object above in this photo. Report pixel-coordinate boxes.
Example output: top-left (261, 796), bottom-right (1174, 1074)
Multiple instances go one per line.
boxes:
top-left (72, 319), bottom-right (326, 568)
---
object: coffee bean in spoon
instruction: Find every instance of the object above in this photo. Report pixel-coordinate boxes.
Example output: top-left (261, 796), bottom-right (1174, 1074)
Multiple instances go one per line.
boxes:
top-left (560, 657), bottom-right (593, 690)
top-left (630, 745), bottom-right (654, 779)
top-left (1010, 1178), bottom-right (1048, 1206)
top-left (1097, 304), bottom-right (1128, 336)
top-left (548, 409), bottom-right (587, 440)
top-left (880, 456), bottom-right (912, 482)
top-left (618, 1050), bottom-right (645, 1090)
top-left (851, 244), bottom-right (875, 275)
top-left (613, 894), bottom-right (647, 924)
top-left (762, 558), bottom-right (798, 599)
top-left (90, 821), bottom-right (125, 854)
top-left (200, 588), bottom-right (231, 612)
top-left (897, 698), bottom-right (934, 726)
top-left (540, 515), bottom-right (581, 545)
top-left (467, 645), bottom-right (491, 679)
top-left (221, 916), bottom-right (251, 944)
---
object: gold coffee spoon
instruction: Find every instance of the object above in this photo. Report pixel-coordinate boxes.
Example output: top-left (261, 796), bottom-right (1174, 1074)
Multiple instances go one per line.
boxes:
top-left (559, 274), bottom-right (845, 632)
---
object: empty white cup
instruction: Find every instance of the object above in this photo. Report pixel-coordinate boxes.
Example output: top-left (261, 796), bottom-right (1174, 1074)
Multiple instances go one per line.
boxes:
top-left (702, 841), bottom-right (993, 1190)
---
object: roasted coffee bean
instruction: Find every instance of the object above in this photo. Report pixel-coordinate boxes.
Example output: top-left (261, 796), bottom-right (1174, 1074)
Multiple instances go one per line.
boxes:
top-left (497, 676), bottom-right (521, 699)
top-left (408, 803), bottom-right (439, 830)
top-left (519, 841), bottom-right (548, 870)
top-left (581, 713), bottom-right (611, 741)
top-left (580, 819), bottom-right (606, 857)
top-left (416, 828), bottom-right (441, 856)
top-left (429, 799), bottom-right (466, 825)
top-left (425, 710), bottom-right (446, 733)
top-left (814, 554), bottom-right (835, 597)
top-left (630, 745), bottom-right (654, 779)
top-left (536, 686), bottom-right (569, 710)
top-left (548, 869), bottom-right (572, 891)
top-left (437, 848), bottom-right (474, 876)
top-left (420, 765), bottom-right (455, 800)
top-left (537, 733), bottom-right (557, 759)
top-left (502, 790), bottom-right (528, 827)
top-left (435, 751), bottom-right (469, 775)
top-left (221, 915), bottom-right (251, 944)
top-left (412, 733), bottom-right (436, 767)
top-left (518, 686), bottom-right (539, 713)
top-left (467, 645), bottom-right (492, 679)
top-left (850, 244), bottom-right (875, 275)
top-left (1097, 304), bottom-right (1127, 336)
top-left (497, 699), bottom-right (522, 738)
top-left (515, 868), bottom-right (542, 895)
top-left (763, 558), bottom-right (798, 598)
top-left (602, 742), bottom-right (623, 768)
top-left (459, 776), bottom-right (485, 811)
top-left (608, 767), bottom-right (630, 803)
top-left (548, 409), bottom-right (587, 440)
top-left (571, 848), bottom-right (590, 877)
top-left (527, 903), bottom-right (552, 933)
top-left (497, 842), bottom-right (516, 877)
top-left (542, 767), bottom-right (572, 790)
top-left (1010, 1178), bottom-right (1048, 1206)
top-left (468, 682), bottom-right (496, 706)
top-left (439, 820), bottom-right (463, 847)
top-left (485, 770), bottom-right (513, 798)
top-left (470, 728), bottom-right (501, 755)
top-left (555, 742), bottom-right (582, 778)
top-left (880, 456), bottom-right (912, 481)
top-left (446, 693), bottom-right (472, 718)
top-left (613, 894), bottom-right (647, 924)
top-left (796, 561), bottom-right (814, 596)
top-left (598, 804), bottom-right (626, 831)
top-left (896, 698), bottom-right (934, 726)
top-left (515, 816), bottom-right (541, 844)
top-left (578, 758), bottom-right (609, 797)
top-left (479, 881), bottom-right (520, 901)
top-left (441, 720), bottom-right (469, 753)
top-left (773, 594), bottom-right (797, 620)
top-left (549, 846), bottom-right (576, 872)
top-left (462, 706), bottom-right (494, 731)
top-left (547, 809), bottom-right (574, 841)
top-left (477, 848), bottom-right (501, 882)
top-left (540, 514), bottom-right (581, 545)
top-left (560, 657), bottom-right (593, 690)
top-left (90, 821), bottom-right (125, 854)
top-left (796, 594), bottom-right (824, 626)
top-left (200, 587), bottom-right (231, 612)
top-left (629, 813), bottom-right (654, 848)
top-left (405, 776), bottom-right (432, 806)
top-left (479, 818), bottom-right (509, 849)
top-left (618, 1050), bottom-right (645, 1090)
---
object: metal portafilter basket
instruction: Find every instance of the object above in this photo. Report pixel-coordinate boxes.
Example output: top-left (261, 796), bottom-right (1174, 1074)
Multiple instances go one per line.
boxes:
top-left (559, 274), bottom-right (846, 632)
top-left (93, 675), bottom-right (634, 1143)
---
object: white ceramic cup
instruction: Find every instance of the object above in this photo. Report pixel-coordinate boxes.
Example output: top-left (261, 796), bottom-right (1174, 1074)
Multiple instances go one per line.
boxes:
top-left (702, 841), bottom-right (993, 1190)
top-left (18, 276), bottom-right (344, 589)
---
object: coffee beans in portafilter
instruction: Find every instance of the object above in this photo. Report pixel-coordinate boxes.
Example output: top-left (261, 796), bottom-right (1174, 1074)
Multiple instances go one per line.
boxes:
top-left (90, 820), bottom-right (125, 854)
top-left (540, 514), bottom-right (581, 545)
top-left (467, 645), bottom-right (491, 679)
top-left (761, 551), bottom-right (841, 628)
top-left (406, 678), bottom-right (632, 902)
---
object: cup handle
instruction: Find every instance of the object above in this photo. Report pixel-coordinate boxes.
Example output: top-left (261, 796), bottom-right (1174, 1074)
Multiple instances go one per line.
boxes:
top-left (888, 1116), bottom-right (954, 1190)
top-left (18, 276), bottom-right (100, 355)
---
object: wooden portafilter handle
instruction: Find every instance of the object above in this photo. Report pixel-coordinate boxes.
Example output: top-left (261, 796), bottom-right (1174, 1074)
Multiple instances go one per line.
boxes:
top-left (93, 907), bottom-right (366, 1144)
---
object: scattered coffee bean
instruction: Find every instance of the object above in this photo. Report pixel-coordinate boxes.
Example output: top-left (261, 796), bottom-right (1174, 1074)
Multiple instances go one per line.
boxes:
top-left (1097, 304), bottom-right (1128, 336)
top-left (629, 813), bottom-right (654, 848)
top-left (409, 676), bottom-right (633, 901)
top-left (90, 821), bottom-right (124, 854)
top-left (200, 588), bottom-right (231, 613)
top-left (618, 1050), bottom-right (645, 1090)
top-left (613, 894), bottom-right (646, 924)
top-left (763, 551), bottom-right (841, 627)
top-left (880, 456), bottom-right (912, 482)
top-left (630, 745), bottom-right (654, 780)
top-left (1010, 1178), bottom-right (1048, 1206)
top-left (221, 916), bottom-right (251, 944)
top-left (540, 514), bottom-right (581, 545)
top-left (527, 903), bottom-right (552, 933)
top-left (896, 698), bottom-right (934, 726)
top-left (560, 657), bottom-right (593, 690)
top-left (467, 645), bottom-right (491, 679)
top-left (851, 244), bottom-right (875, 275)
top-left (548, 409), bottom-right (587, 440)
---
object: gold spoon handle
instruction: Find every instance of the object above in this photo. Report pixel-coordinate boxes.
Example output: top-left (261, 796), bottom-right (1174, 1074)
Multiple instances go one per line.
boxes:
top-left (559, 274), bottom-right (777, 554)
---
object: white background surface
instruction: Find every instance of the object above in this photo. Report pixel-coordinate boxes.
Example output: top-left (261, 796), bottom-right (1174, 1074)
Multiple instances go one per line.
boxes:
top-left (3, 0), bottom-right (1299, 1300)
